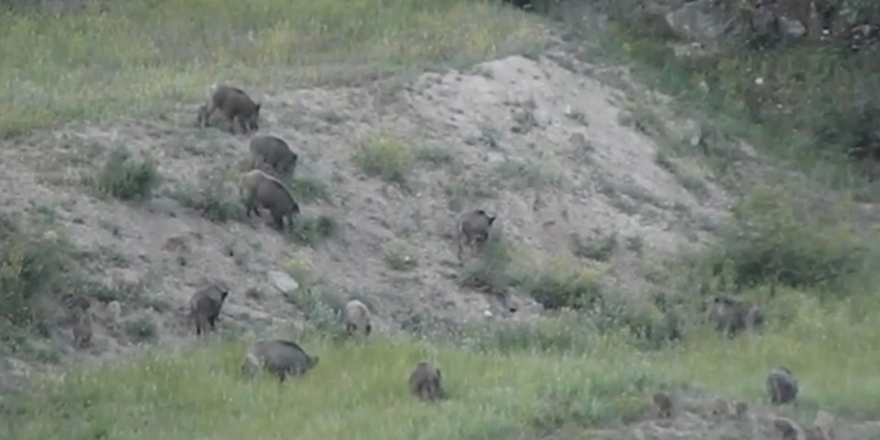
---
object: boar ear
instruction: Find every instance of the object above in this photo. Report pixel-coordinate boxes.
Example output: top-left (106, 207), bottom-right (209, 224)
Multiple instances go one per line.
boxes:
top-left (488, 216), bottom-right (496, 225)
top-left (255, 103), bottom-right (261, 113)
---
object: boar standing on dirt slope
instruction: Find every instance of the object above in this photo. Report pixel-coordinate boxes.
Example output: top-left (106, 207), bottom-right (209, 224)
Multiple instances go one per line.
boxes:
top-left (62, 293), bottom-right (91, 312)
top-left (766, 366), bottom-right (799, 405)
top-left (456, 209), bottom-right (497, 260)
top-left (241, 339), bottom-right (320, 383)
top-left (197, 84), bottom-right (262, 135)
top-left (71, 308), bottom-right (93, 349)
top-left (343, 299), bottom-right (372, 338)
top-left (250, 135), bottom-right (298, 179)
top-left (239, 169), bottom-right (301, 232)
top-left (409, 361), bottom-right (445, 402)
top-left (707, 295), bottom-right (764, 337)
top-left (188, 283), bottom-right (230, 335)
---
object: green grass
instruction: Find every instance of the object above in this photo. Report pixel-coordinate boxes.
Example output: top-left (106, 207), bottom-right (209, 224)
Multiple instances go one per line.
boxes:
top-left (7, 289), bottom-right (880, 440)
top-left (0, 0), bottom-right (545, 137)
top-left (352, 130), bottom-right (416, 185)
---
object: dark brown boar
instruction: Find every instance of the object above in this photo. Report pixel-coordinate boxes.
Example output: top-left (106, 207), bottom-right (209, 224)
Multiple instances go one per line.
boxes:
top-left (188, 283), bottom-right (230, 335)
top-left (250, 135), bottom-right (298, 179)
top-left (197, 84), bottom-right (262, 135)
top-left (239, 169), bottom-right (300, 232)
top-left (408, 361), bottom-right (444, 402)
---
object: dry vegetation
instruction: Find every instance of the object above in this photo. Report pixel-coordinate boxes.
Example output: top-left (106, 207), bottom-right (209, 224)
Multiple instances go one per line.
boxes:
top-left (1, 0), bottom-right (880, 439)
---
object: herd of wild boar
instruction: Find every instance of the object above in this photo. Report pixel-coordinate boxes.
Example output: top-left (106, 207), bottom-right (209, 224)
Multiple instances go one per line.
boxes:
top-left (61, 83), bottom-right (815, 414)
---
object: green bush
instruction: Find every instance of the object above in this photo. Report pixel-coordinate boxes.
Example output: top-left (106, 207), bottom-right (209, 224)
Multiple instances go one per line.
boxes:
top-left (523, 261), bottom-right (604, 311)
top-left (709, 185), bottom-right (866, 291)
top-left (169, 180), bottom-right (244, 223)
top-left (287, 176), bottom-right (331, 204)
top-left (458, 233), bottom-right (516, 295)
top-left (96, 146), bottom-right (161, 201)
top-left (124, 316), bottom-right (158, 344)
top-left (352, 131), bottom-right (415, 185)
top-left (291, 214), bottom-right (339, 247)
top-left (0, 218), bottom-right (86, 337)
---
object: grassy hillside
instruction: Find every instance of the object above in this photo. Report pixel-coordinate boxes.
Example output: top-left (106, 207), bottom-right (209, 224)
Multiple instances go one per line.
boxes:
top-left (0, 0), bottom-right (544, 137)
top-left (2, 0), bottom-right (880, 439)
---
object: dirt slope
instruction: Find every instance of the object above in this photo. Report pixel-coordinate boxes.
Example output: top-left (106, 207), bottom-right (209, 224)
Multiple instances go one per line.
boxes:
top-left (0, 48), bottom-right (732, 371)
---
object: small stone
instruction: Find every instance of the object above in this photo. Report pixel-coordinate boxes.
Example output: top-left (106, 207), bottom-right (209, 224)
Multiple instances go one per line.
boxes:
top-left (682, 119), bottom-right (703, 147)
top-left (780, 17), bottom-right (806, 39)
top-left (268, 270), bottom-right (299, 294)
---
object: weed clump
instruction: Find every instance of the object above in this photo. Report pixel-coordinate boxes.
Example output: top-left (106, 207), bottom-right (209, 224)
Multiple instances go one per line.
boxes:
top-left (523, 261), bottom-right (604, 311)
top-left (291, 214), bottom-right (338, 247)
top-left (0, 217), bottom-right (94, 339)
top-left (459, 233), bottom-right (516, 295)
top-left (96, 146), bottom-right (161, 201)
top-left (353, 131), bottom-right (415, 185)
top-left (709, 185), bottom-right (866, 292)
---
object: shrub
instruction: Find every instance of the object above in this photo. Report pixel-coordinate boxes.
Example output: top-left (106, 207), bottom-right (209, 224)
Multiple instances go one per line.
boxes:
top-left (710, 185), bottom-right (866, 291)
top-left (458, 233), bottom-right (516, 295)
top-left (169, 180), bottom-right (244, 223)
top-left (96, 146), bottom-right (161, 201)
top-left (123, 316), bottom-right (158, 343)
top-left (291, 214), bottom-right (338, 247)
top-left (523, 261), bottom-right (604, 311)
top-left (287, 176), bottom-right (331, 204)
top-left (0, 218), bottom-right (87, 338)
top-left (384, 241), bottom-right (418, 271)
top-left (284, 285), bottom-right (345, 339)
top-left (352, 131), bottom-right (415, 184)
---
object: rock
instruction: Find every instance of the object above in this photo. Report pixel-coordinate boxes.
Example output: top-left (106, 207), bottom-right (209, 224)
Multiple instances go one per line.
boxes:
top-left (106, 300), bottom-right (122, 325)
top-left (682, 119), bottom-right (703, 147)
top-left (780, 16), bottom-right (807, 39)
top-left (268, 270), bottom-right (299, 294)
top-left (811, 410), bottom-right (835, 440)
top-left (773, 417), bottom-right (805, 440)
top-left (664, 0), bottom-right (748, 44)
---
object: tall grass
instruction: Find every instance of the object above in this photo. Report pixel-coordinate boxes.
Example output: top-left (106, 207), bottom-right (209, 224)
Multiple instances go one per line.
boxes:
top-left (5, 335), bottom-right (658, 440)
top-left (7, 290), bottom-right (880, 440)
top-left (0, 0), bottom-right (545, 137)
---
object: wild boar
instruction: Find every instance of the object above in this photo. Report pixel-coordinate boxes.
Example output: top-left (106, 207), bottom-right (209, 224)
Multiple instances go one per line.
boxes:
top-left (250, 135), bottom-right (298, 179)
top-left (343, 299), bottom-right (372, 338)
top-left (188, 283), bottom-right (230, 335)
top-left (239, 169), bottom-right (300, 232)
top-left (241, 339), bottom-right (319, 383)
top-left (707, 295), bottom-right (764, 337)
top-left (197, 84), bottom-right (261, 135)
top-left (456, 209), bottom-right (497, 259)
top-left (766, 366), bottom-right (798, 405)
top-left (409, 361), bottom-right (444, 402)
top-left (72, 308), bottom-right (93, 349)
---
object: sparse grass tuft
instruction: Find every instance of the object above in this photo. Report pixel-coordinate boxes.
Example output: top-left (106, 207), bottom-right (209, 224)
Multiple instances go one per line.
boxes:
top-left (384, 241), bottom-right (418, 271)
top-left (493, 158), bottom-right (565, 190)
top-left (353, 131), bottom-right (415, 185)
top-left (123, 315), bottom-right (158, 344)
top-left (284, 285), bottom-right (345, 338)
top-left (570, 231), bottom-right (617, 262)
top-left (522, 258), bottom-right (605, 311)
top-left (458, 233), bottom-right (517, 295)
top-left (415, 147), bottom-right (456, 169)
top-left (169, 180), bottom-right (244, 223)
top-left (95, 146), bottom-right (161, 201)
top-left (291, 214), bottom-right (339, 247)
top-left (287, 175), bottom-right (331, 204)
